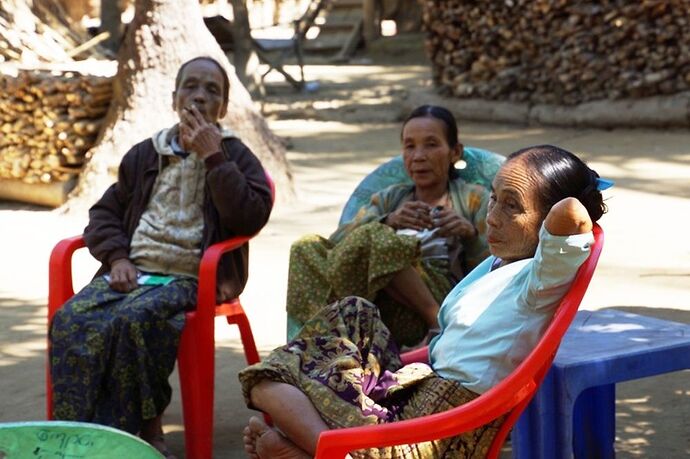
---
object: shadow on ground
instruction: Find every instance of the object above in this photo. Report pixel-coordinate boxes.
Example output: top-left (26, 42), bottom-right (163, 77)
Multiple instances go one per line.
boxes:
top-left (0, 297), bottom-right (46, 421)
top-left (604, 307), bottom-right (690, 458)
top-left (0, 294), bottom-right (259, 459)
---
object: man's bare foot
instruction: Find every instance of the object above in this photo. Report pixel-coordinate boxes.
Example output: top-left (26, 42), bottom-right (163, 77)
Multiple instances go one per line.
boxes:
top-left (140, 415), bottom-right (178, 459)
top-left (245, 416), bottom-right (311, 459)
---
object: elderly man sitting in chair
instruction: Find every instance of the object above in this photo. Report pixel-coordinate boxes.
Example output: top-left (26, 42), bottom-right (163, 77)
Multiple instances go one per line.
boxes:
top-left (48, 56), bottom-right (273, 458)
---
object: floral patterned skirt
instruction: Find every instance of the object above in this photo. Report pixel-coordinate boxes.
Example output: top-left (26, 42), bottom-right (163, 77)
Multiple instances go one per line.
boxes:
top-left (49, 276), bottom-right (197, 434)
top-left (240, 296), bottom-right (502, 458)
top-left (286, 222), bottom-right (453, 346)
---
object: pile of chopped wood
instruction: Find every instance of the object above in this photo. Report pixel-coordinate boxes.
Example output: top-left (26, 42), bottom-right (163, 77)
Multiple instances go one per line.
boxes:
top-left (0, 0), bottom-right (107, 63)
top-left (421, 1), bottom-right (690, 105)
top-left (0, 70), bottom-right (112, 186)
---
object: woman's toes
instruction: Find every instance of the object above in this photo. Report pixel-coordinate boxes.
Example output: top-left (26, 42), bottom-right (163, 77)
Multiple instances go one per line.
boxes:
top-left (243, 418), bottom-right (261, 458)
top-left (255, 427), bottom-right (311, 459)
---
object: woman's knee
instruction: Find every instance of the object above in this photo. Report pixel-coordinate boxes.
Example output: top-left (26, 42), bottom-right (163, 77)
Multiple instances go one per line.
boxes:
top-left (335, 296), bottom-right (379, 316)
top-left (290, 234), bottom-right (329, 258)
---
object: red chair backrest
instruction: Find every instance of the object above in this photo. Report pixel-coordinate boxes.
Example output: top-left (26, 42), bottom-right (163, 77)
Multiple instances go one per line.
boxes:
top-left (483, 223), bottom-right (604, 456)
top-left (315, 224), bottom-right (604, 458)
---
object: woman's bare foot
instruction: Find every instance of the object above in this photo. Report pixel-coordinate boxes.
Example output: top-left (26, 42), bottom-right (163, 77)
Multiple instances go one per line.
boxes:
top-left (245, 416), bottom-right (311, 459)
top-left (243, 422), bottom-right (260, 459)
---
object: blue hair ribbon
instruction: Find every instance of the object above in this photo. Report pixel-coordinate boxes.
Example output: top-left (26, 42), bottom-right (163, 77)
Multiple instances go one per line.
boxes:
top-left (595, 177), bottom-right (614, 191)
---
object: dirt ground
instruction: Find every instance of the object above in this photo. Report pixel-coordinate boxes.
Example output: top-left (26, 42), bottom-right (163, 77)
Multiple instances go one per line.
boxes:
top-left (1, 33), bottom-right (689, 458)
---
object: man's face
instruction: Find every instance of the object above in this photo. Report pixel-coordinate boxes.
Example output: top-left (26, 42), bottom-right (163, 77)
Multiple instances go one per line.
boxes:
top-left (172, 59), bottom-right (228, 124)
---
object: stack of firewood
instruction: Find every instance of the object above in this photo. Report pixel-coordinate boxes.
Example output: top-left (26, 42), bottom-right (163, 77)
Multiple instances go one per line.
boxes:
top-left (421, 1), bottom-right (690, 105)
top-left (0, 70), bottom-right (112, 185)
top-left (0, 0), bottom-right (107, 63)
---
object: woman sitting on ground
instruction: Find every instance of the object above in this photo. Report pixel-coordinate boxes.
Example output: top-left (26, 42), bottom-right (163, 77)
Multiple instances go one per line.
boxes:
top-left (240, 144), bottom-right (607, 459)
top-left (287, 105), bottom-right (490, 347)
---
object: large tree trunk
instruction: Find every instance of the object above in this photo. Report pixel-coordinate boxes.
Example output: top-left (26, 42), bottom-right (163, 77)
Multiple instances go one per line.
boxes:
top-left (62, 0), bottom-right (293, 213)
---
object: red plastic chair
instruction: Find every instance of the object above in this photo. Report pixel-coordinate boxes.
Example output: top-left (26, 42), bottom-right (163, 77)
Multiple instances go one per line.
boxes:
top-left (47, 172), bottom-right (275, 459)
top-left (315, 224), bottom-right (604, 459)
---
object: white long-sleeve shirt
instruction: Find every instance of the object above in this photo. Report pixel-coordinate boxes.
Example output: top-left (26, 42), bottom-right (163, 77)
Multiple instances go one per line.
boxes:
top-left (429, 224), bottom-right (594, 394)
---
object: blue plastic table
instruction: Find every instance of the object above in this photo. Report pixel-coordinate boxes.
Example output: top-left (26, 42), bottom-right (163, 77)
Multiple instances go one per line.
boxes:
top-left (512, 309), bottom-right (690, 459)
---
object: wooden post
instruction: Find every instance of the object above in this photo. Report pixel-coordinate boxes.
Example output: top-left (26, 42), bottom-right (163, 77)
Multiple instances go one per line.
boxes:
top-left (362, 0), bottom-right (378, 45)
top-left (228, 0), bottom-right (263, 94)
top-left (101, 0), bottom-right (123, 51)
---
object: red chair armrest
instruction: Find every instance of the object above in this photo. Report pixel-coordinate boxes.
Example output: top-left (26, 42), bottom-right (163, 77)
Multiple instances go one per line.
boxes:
top-left (195, 169), bottom-right (275, 317)
top-left (48, 235), bottom-right (86, 320)
top-left (315, 377), bottom-right (534, 458)
top-left (316, 225), bottom-right (605, 459)
top-left (400, 346), bottom-right (429, 365)
top-left (195, 235), bottom-right (253, 318)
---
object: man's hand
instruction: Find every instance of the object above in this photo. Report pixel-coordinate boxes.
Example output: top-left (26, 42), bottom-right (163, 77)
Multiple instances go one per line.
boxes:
top-left (179, 105), bottom-right (223, 159)
top-left (109, 258), bottom-right (139, 293)
top-left (433, 208), bottom-right (477, 239)
top-left (385, 201), bottom-right (433, 230)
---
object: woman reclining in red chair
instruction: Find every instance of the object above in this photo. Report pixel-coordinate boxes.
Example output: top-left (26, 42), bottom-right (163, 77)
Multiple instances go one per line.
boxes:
top-left (239, 145), bottom-right (609, 458)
